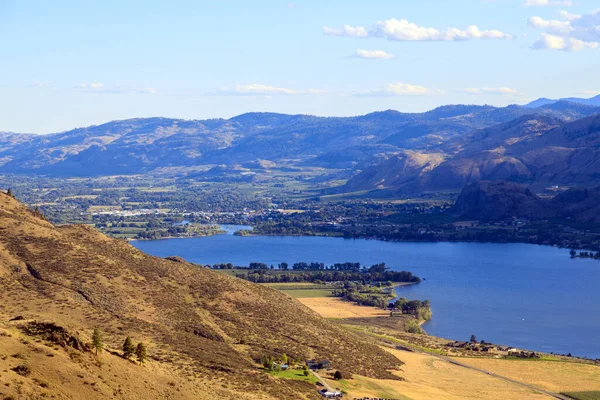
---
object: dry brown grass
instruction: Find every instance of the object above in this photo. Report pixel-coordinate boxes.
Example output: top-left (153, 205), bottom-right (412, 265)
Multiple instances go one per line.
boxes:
top-left (459, 358), bottom-right (600, 393)
top-left (296, 297), bottom-right (389, 319)
top-left (0, 192), bottom-right (402, 399)
top-left (323, 348), bottom-right (554, 400)
top-left (299, 285), bottom-right (589, 400)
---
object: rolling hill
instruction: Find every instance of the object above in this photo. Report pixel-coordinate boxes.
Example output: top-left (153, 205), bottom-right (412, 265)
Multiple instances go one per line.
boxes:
top-left (0, 102), bottom-right (598, 177)
top-left (0, 192), bottom-right (401, 399)
top-left (524, 95), bottom-right (600, 108)
top-left (342, 112), bottom-right (600, 194)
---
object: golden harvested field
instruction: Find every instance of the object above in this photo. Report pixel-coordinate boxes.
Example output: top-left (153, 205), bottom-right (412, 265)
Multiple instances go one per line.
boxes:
top-left (296, 297), bottom-right (388, 318)
top-left (299, 290), bottom-right (593, 400)
top-left (324, 348), bottom-right (553, 400)
top-left (459, 358), bottom-right (600, 393)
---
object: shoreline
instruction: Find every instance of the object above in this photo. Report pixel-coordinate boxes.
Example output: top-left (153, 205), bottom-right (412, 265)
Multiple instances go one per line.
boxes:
top-left (129, 230), bottom-right (586, 255)
top-left (297, 295), bottom-right (597, 364)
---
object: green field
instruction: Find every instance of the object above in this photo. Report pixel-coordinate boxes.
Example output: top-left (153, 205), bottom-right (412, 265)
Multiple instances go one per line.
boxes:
top-left (562, 392), bottom-right (600, 400)
top-left (260, 282), bottom-right (335, 298)
top-left (269, 369), bottom-right (319, 384)
top-left (262, 283), bottom-right (328, 289)
top-left (279, 289), bottom-right (334, 298)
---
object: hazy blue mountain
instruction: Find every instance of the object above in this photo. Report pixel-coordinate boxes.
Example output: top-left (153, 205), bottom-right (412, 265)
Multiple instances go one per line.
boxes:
top-left (0, 102), bottom-right (598, 177)
top-left (342, 113), bottom-right (600, 194)
top-left (524, 95), bottom-right (600, 108)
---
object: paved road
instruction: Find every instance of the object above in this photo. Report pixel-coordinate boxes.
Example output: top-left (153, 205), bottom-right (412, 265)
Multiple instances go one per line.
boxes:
top-left (400, 346), bottom-right (570, 400)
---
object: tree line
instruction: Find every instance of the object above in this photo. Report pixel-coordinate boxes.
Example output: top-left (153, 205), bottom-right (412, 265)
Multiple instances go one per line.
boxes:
top-left (234, 267), bottom-right (421, 284)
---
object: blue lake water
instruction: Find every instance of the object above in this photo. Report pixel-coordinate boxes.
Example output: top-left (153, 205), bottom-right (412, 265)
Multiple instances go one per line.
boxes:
top-left (132, 234), bottom-right (600, 359)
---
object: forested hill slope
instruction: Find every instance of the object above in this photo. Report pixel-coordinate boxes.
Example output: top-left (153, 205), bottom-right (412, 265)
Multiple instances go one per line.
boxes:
top-left (0, 192), bottom-right (401, 399)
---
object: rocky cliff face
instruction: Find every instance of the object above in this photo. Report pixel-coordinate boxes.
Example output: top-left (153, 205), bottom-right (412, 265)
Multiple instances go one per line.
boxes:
top-left (451, 181), bottom-right (548, 220)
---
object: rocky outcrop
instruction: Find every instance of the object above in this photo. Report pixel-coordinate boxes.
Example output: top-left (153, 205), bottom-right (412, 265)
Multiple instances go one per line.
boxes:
top-left (451, 181), bottom-right (548, 220)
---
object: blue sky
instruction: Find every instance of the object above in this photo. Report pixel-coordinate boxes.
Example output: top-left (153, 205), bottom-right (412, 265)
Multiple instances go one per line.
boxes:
top-left (1, 0), bottom-right (599, 133)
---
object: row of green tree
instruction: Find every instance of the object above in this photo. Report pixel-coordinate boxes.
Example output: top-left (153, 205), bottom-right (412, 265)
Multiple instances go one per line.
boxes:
top-left (332, 283), bottom-right (393, 308)
top-left (91, 328), bottom-right (147, 364)
top-left (234, 268), bottom-right (420, 284)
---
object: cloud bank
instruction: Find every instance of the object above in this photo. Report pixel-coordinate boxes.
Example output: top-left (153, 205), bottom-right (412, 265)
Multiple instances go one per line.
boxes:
top-left (530, 9), bottom-right (600, 51)
top-left (353, 49), bottom-right (394, 59)
top-left (324, 18), bottom-right (512, 42)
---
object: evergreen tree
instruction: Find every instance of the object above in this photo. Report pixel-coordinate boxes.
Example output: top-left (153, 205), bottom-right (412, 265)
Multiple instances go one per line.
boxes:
top-left (260, 355), bottom-right (273, 370)
top-left (135, 342), bottom-right (147, 364)
top-left (92, 328), bottom-right (103, 356)
top-left (6, 188), bottom-right (12, 197)
top-left (122, 337), bottom-right (135, 359)
top-left (334, 370), bottom-right (343, 380)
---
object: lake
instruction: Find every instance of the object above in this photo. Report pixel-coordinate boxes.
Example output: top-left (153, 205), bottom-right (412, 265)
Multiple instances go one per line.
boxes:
top-left (132, 232), bottom-right (600, 359)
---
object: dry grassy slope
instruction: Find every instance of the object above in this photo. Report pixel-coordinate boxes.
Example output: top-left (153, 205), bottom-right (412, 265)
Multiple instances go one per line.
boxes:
top-left (0, 192), bottom-right (401, 399)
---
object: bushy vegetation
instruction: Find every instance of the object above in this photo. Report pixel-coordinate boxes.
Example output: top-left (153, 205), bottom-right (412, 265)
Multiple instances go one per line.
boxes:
top-left (404, 319), bottom-right (425, 334)
top-left (392, 298), bottom-right (432, 321)
top-left (232, 262), bottom-right (421, 284)
top-left (332, 282), bottom-right (394, 308)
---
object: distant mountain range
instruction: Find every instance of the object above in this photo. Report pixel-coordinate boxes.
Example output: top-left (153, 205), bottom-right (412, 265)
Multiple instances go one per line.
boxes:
top-left (524, 95), bottom-right (600, 108)
top-left (1, 101), bottom-right (599, 195)
top-left (342, 112), bottom-right (600, 194)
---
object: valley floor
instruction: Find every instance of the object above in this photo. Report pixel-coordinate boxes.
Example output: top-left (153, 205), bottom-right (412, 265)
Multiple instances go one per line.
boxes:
top-left (293, 290), bottom-right (600, 400)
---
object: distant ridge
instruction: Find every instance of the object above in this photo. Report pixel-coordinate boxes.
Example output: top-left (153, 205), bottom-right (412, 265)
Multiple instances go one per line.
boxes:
top-left (524, 95), bottom-right (600, 108)
top-left (0, 101), bottom-right (598, 178)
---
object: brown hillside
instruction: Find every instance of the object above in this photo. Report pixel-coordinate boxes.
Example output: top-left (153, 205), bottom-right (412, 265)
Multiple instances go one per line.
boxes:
top-left (0, 192), bottom-right (401, 399)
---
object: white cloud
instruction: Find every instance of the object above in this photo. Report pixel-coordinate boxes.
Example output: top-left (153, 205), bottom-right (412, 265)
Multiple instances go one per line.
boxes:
top-left (134, 87), bottom-right (157, 94)
top-left (525, 0), bottom-right (573, 7)
top-left (75, 82), bottom-right (104, 89)
top-left (73, 83), bottom-right (157, 94)
top-left (529, 8), bottom-right (600, 51)
top-left (460, 87), bottom-right (524, 96)
top-left (372, 19), bottom-right (512, 41)
top-left (323, 25), bottom-right (369, 37)
top-left (528, 16), bottom-right (572, 34)
top-left (216, 84), bottom-right (327, 96)
top-left (386, 82), bottom-right (433, 95)
top-left (353, 49), bottom-right (394, 59)
top-left (324, 18), bottom-right (512, 41)
top-left (532, 33), bottom-right (599, 51)
top-left (356, 82), bottom-right (442, 97)
top-left (558, 10), bottom-right (581, 21)
top-left (583, 90), bottom-right (600, 96)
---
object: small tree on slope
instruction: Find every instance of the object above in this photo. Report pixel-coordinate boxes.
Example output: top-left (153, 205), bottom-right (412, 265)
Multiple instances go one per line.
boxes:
top-left (122, 337), bottom-right (135, 359)
top-left (92, 328), bottom-right (103, 356)
top-left (135, 342), bottom-right (147, 364)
